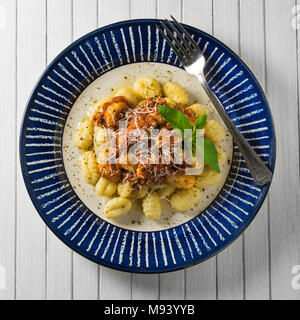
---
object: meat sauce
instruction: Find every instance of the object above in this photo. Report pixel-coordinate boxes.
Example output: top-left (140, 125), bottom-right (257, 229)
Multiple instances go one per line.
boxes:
top-left (92, 97), bottom-right (195, 187)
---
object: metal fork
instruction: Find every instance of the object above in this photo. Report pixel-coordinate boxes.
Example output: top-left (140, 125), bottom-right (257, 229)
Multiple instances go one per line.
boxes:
top-left (156, 16), bottom-right (272, 186)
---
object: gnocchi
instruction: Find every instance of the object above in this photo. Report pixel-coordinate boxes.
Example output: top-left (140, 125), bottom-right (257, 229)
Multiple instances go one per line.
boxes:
top-left (130, 185), bottom-right (149, 199)
top-left (97, 150), bottom-right (121, 182)
top-left (104, 197), bottom-right (132, 219)
top-left (205, 119), bottom-right (224, 143)
top-left (80, 151), bottom-right (100, 185)
top-left (187, 103), bottom-right (208, 118)
top-left (133, 76), bottom-right (162, 99)
top-left (163, 97), bottom-right (176, 107)
top-left (117, 182), bottom-right (133, 198)
top-left (170, 187), bottom-right (201, 211)
top-left (95, 177), bottom-right (117, 197)
top-left (162, 81), bottom-right (188, 105)
top-left (142, 193), bottom-right (162, 220)
top-left (194, 166), bottom-right (220, 188)
top-left (93, 126), bottom-right (107, 152)
top-left (167, 175), bottom-right (195, 189)
top-left (74, 117), bottom-right (93, 150)
top-left (157, 184), bottom-right (176, 198)
top-left (114, 87), bottom-right (139, 105)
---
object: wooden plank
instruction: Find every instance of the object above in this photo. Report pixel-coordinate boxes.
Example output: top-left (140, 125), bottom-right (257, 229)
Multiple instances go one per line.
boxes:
top-left (73, 0), bottom-right (98, 41)
top-left (240, 0), bottom-right (270, 300)
top-left (213, 0), bottom-right (239, 54)
top-left (46, 0), bottom-right (72, 300)
top-left (156, 0), bottom-right (181, 56)
top-left (266, 0), bottom-right (300, 300)
top-left (159, 270), bottom-right (185, 300)
top-left (131, 274), bottom-right (159, 300)
top-left (98, 0), bottom-right (129, 24)
top-left (16, 0), bottom-right (46, 299)
top-left (183, 0), bottom-right (212, 34)
top-left (130, 0), bottom-right (156, 19)
top-left (99, 267), bottom-right (132, 300)
top-left (156, 0), bottom-right (185, 300)
top-left (72, 0), bottom-right (99, 300)
top-left (0, 0), bottom-right (16, 300)
top-left (186, 258), bottom-right (216, 300)
top-left (97, 0), bottom-right (132, 300)
top-left (157, 0), bottom-right (181, 20)
top-left (47, 0), bottom-right (72, 63)
top-left (244, 202), bottom-right (269, 300)
top-left (183, 0), bottom-right (217, 300)
top-left (213, 0), bottom-right (244, 300)
top-left (73, 252), bottom-right (99, 300)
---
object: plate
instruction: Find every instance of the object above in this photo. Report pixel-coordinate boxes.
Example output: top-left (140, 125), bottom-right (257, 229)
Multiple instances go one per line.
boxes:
top-left (20, 19), bottom-right (276, 273)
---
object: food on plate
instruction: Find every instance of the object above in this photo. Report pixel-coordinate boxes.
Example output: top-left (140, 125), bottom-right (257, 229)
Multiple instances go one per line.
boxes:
top-left (80, 151), bottom-right (100, 185)
top-left (204, 119), bottom-right (224, 143)
top-left (170, 187), bottom-right (201, 212)
top-left (142, 193), bottom-right (162, 220)
top-left (162, 81), bottom-right (189, 105)
top-left (95, 177), bottom-right (117, 197)
top-left (104, 197), bottom-right (132, 219)
top-left (194, 166), bottom-right (220, 188)
top-left (187, 103), bottom-right (208, 118)
top-left (133, 76), bottom-right (162, 99)
top-left (74, 117), bottom-right (93, 150)
top-left (74, 77), bottom-right (227, 221)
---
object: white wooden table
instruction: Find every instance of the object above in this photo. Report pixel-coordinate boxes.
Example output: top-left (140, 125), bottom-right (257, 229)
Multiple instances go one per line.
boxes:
top-left (0, 0), bottom-right (300, 300)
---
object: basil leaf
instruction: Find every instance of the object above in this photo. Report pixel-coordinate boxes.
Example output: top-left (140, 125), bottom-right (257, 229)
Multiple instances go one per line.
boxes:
top-left (196, 137), bottom-right (220, 172)
top-left (158, 105), bottom-right (192, 137)
top-left (158, 105), bottom-right (219, 172)
top-left (192, 114), bottom-right (207, 136)
top-left (192, 114), bottom-right (207, 152)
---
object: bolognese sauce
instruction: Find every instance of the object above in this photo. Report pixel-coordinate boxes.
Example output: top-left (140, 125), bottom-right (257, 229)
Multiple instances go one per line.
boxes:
top-left (92, 97), bottom-right (196, 188)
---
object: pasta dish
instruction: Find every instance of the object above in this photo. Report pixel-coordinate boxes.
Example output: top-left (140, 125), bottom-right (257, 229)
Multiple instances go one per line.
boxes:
top-left (73, 76), bottom-right (226, 221)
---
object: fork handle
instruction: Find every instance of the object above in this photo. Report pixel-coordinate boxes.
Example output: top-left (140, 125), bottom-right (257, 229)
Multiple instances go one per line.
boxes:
top-left (196, 73), bottom-right (272, 186)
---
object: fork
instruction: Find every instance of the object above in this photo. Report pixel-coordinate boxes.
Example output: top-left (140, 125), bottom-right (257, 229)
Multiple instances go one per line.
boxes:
top-left (156, 16), bottom-right (272, 186)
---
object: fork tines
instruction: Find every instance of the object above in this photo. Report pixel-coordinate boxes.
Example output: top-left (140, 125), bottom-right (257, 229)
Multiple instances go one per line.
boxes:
top-left (156, 15), bottom-right (198, 60)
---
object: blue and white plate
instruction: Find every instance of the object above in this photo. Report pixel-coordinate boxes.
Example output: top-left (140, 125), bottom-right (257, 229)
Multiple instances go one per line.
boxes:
top-left (20, 19), bottom-right (276, 273)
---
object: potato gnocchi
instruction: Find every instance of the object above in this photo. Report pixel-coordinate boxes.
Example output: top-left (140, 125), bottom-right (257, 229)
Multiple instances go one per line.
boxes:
top-left (187, 103), bottom-right (208, 118)
top-left (80, 151), bottom-right (100, 185)
top-left (142, 193), bottom-right (162, 220)
top-left (133, 76), bottom-right (162, 99)
top-left (162, 81), bottom-right (189, 105)
top-left (114, 87), bottom-right (139, 105)
top-left (74, 76), bottom-right (227, 221)
top-left (104, 197), bottom-right (132, 219)
top-left (195, 166), bottom-right (220, 188)
top-left (74, 117), bottom-right (93, 150)
top-left (95, 177), bottom-right (117, 197)
top-left (205, 119), bottom-right (224, 143)
top-left (170, 187), bottom-right (201, 212)
top-left (117, 182), bottom-right (133, 198)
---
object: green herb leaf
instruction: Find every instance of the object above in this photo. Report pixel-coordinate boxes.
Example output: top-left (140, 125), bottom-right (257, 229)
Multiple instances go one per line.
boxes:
top-left (192, 114), bottom-right (207, 136)
top-left (192, 114), bottom-right (207, 154)
top-left (158, 105), bottom-right (192, 137)
top-left (158, 104), bottom-right (219, 172)
top-left (196, 137), bottom-right (220, 172)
